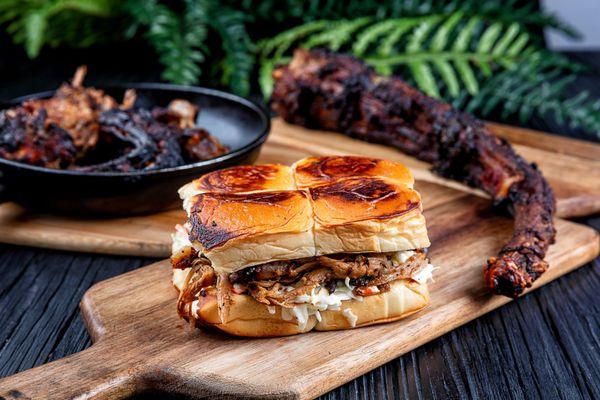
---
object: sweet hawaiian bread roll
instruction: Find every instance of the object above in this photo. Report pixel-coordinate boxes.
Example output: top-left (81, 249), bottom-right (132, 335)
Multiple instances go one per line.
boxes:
top-left (293, 155), bottom-right (414, 188)
top-left (179, 164), bottom-right (295, 198)
top-left (186, 190), bottom-right (316, 272)
top-left (171, 155), bottom-right (435, 337)
top-left (309, 177), bottom-right (429, 255)
top-left (179, 159), bottom-right (428, 274)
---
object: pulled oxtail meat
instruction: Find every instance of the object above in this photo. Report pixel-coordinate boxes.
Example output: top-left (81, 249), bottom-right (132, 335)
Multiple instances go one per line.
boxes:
top-left (19, 66), bottom-right (117, 156)
top-left (270, 49), bottom-right (556, 298)
top-left (78, 108), bottom-right (227, 172)
top-left (174, 250), bottom-right (428, 315)
top-left (177, 259), bottom-right (216, 319)
top-left (0, 108), bottom-right (77, 168)
top-left (229, 251), bottom-right (428, 307)
top-left (171, 246), bottom-right (199, 271)
top-left (0, 66), bottom-right (228, 172)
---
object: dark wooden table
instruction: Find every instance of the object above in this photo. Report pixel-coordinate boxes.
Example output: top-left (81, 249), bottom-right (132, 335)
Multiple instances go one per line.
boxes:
top-left (0, 48), bottom-right (598, 399)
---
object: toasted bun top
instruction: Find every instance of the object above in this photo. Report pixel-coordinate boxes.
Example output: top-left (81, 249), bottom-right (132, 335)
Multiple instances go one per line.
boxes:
top-left (187, 190), bottom-right (313, 251)
top-left (309, 177), bottom-right (420, 226)
top-left (178, 156), bottom-right (429, 273)
top-left (293, 156), bottom-right (414, 189)
top-left (179, 164), bottom-right (294, 198)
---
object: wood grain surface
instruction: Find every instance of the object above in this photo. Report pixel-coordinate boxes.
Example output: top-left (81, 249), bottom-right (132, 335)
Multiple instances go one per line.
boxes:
top-left (0, 185), bottom-right (597, 399)
top-left (0, 119), bottom-right (597, 259)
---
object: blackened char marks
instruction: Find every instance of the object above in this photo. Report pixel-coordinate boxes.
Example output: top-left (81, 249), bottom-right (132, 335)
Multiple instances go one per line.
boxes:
top-left (271, 49), bottom-right (556, 297)
top-left (311, 178), bottom-right (393, 202)
top-left (188, 191), bottom-right (300, 250)
top-left (188, 210), bottom-right (234, 251)
top-left (230, 190), bottom-right (298, 205)
top-left (0, 70), bottom-right (228, 172)
top-left (310, 178), bottom-right (419, 219)
top-left (171, 246), bottom-right (199, 270)
top-left (82, 108), bottom-right (227, 172)
top-left (0, 108), bottom-right (78, 169)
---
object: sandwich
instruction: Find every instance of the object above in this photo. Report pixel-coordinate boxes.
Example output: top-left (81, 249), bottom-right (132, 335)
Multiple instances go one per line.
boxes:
top-left (171, 155), bottom-right (434, 337)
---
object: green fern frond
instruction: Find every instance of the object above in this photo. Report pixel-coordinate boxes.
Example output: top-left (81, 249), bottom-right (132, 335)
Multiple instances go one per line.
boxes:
top-left (432, 60), bottom-right (460, 97)
top-left (353, 19), bottom-right (399, 56)
top-left (451, 17), bottom-right (479, 52)
top-left (374, 19), bottom-right (424, 74)
top-left (409, 61), bottom-right (440, 98)
top-left (302, 17), bottom-right (372, 51)
top-left (232, 0), bottom-right (579, 38)
top-left (208, 6), bottom-right (254, 95)
top-left (377, 17), bottom-right (437, 57)
top-left (0, 0), bottom-right (116, 57)
top-left (430, 12), bottom-right (463, 50)
top-left (124, 0), bottom-right (208, 85)
top-left (258, 59), bottom-right (276, 99)
top-left (462, 52), bottom-right (600, 137)
top-left (257, 20), bottom-right (328, 59)
top-left (259, 56), bottom-right (291, 99)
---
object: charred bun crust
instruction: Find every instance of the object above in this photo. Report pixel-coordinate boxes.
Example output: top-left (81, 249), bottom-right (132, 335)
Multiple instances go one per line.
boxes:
top-left (177, 156), bottom-right (429, 274)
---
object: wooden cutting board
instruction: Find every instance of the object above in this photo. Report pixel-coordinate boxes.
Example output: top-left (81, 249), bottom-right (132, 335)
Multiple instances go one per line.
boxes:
top-left (0, 118), bottom-right (598, 258)
top-left (0, 186), bottom-right (597, 399)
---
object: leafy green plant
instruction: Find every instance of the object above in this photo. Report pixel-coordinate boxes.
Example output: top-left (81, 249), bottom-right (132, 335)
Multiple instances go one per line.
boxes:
top-left (124, 0), bottom-right (208, 85)
top-left (0, 0), bottom-right (578, 92)
top-left (124, 0), bottom-right (253, 90)
top-left (0, 0), bottom-right (118, 57)
top-left (457, 53), bottom-right (600, 133)
top-left (208, 7), bottom-right (254, 96)
top-left (0, 0), bottom-right (254, 91)
top-left (234, 0), bottom-right (579, 38)
top-left (0, 0), bottom-right (597, 137)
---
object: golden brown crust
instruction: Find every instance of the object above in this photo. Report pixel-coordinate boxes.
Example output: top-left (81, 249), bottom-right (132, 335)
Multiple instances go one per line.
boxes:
top-left (293, 155), bottom-right (414, 189)
top-left (179, 164), bottom-right (294, 199)
top-left (309, 177), bottom-right (421, 226)
top-left (187, 190), bottom-right (313, 250)
top-left (182, 279), bottom-right (429, 337)
top-left (186, 190), bottom-right (315, 271)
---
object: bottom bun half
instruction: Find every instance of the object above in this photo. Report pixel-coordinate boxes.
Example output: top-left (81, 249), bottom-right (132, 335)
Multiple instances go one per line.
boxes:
top-left (183, 279), bottom-right (429, 337)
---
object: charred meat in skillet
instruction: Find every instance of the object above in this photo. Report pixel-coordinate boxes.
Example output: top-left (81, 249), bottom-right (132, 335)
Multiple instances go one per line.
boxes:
top-left (0, 67), bottom-right (228, 172)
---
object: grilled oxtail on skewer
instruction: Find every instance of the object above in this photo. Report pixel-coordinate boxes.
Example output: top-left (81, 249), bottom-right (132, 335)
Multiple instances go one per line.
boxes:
top-left (270, 49), bottom-right (556, 298)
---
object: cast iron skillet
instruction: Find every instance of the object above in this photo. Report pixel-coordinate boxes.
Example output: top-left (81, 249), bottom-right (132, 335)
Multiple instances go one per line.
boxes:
top-left (0, 84), bottom-right (270, 216)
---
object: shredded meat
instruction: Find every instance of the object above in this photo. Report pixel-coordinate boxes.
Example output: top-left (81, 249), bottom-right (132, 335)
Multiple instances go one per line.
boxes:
top-left (229, 251), bottom-right (426, 307)
top-left (270, 49), bottom-right (556, 298)
top-left (0, 108), bottom-right (78, 169)
top-left (176, 258), bottom-right (215, 319)
top-left (0, 66), bottom-right (228, 172)
top-left (174, 249), bottom-right (428, 320)
top-left (171, 246), bottom-right (199, 270)
top-left (22, 66), bottom-right (118, 156)
top-left (216, 272), bottom-right (232, 323)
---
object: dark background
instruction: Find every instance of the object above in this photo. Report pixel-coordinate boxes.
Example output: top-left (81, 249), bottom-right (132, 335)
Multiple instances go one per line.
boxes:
top-left (0, 40), bottom-right (598, 399)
